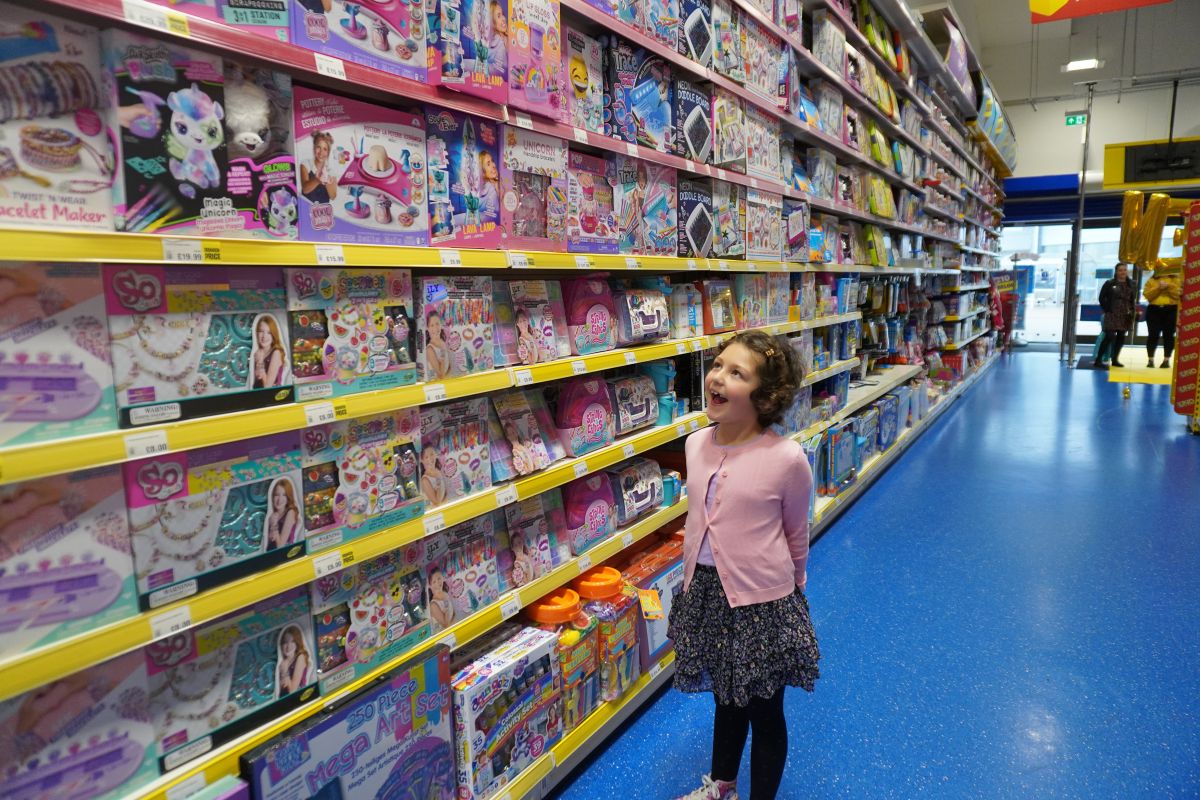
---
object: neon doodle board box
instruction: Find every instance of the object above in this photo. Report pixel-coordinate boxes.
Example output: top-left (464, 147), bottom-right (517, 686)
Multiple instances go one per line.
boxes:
top-left (295, 87), bottom-right (429, 247)
top-left (0, 4), bottom-right (114, 233)
top-left (243, 645), bottom-right (453, 800)
top-left (291, 0), bottom-right (426, 82)
top-left (677, 178), bottom-right (713, 258)
top-left (674, 79), bottom-right (712, 165)
top-left (146, 0), bottom-right (290, 41)
top-left (677, 0), bottom-right (712, 66)
top-left (499, 126), bottom-right (568, 252)
top-left (425, 108), bottom-right (503, 248)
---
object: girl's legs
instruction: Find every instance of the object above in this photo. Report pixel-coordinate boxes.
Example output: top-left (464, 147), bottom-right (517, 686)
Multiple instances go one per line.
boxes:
top-left (711, 689), bottom-right (788, 800)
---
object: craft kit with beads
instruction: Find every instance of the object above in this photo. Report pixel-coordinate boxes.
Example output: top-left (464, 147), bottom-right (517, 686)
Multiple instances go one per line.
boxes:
top-left (563, 27), bottom-right (604, 132)
top-left (711, 0), bottom-right (744, 82)
top-left (744, 104), bottom-right (780, 181)
top-left (294, 87), bottom-right (428, 246)
top-left (494, 279), bottom-right (570, 366)
top-left (733, 272), bottom-right (768, 330)
top-left (673, 80), bottom-right (712, 164)
top-left (415, 275), bottom-right (494, 381)
top-left (144, 587), bottom-right (317, 771)
top-left (711, 179), bottom-right (746, 258)
top-left (104, 264), bottom-right (294, 427)
top-left (491, 388), bottom-right (566, 476)
top-left (740, 14), bottom-right (782, 105)
top-left (561, 276), bottom-right (616, 355)
top-left (308, 542), bottom-right (430, 693)
top-left (285, 268), bottom-right (415, 400)
top-left (431, 0), bottom-right (509, 102)
top-left (611, 157), bottom-right (678, 257)
top-left (0, 5), bottom-right (115, 232)
top-left (500, 126), bottom-right (567, 251)
top-left (678, 0), bottom-right (712, 66)
top-left (496, 489), bottom-right (569, 590)
top-left (677, 178), bottom-right (714, 259)
top-left (124, 431), bottom-right (305, 608)
top-left (746, 188), bottom-right (782, 261)
top-left (291, 0), bottom-right (426, 81)
top-left (602, 41), bottom-right (674, 155)
top-left (565, 150), bottom-right (617, 254)
top-left (419, 397), bottom-right (491, 508)
top-left (425, 108), bottom-right (502, 247)
top-left (299, 408), bottom-right (423, 552)
top-left (508, 0), bottom-right (564, 118)
top-left (424, 514), bottom-right (500, 629)
top-left (0, 651), bottom-right (158, 800)
top-left (784, 197), bottom-right (809, 261)
top-left (712, 87), bottom-right (746, 174)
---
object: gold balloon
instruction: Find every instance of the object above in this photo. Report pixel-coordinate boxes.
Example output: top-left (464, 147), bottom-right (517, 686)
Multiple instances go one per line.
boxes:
top-left (1119, 191), bottom-right (1143, 264)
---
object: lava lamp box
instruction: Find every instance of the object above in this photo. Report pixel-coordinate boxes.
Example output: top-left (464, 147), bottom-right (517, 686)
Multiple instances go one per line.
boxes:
top-left (415, 275), bottom-right (495, 381)
top-left (677, 0), bottom-right (712, 66)
top-left (500, 126), bottom-right (568, 251)
top-left (0, 651), bottom-right (158, 800)
top-left (509, 0), bottom-right (565, 118)
top-left (291, 0), bottom-right (426, 81)
top-left (0, 263), bottom-right (117, 447)
top-left (103, 264), bottom-right (295, 428)
top-left (611, 156), bottom-right (678, 257)
top-left (425, 108), bottom-right (502, 247)
top-left (432, 0), bottom-right (509, 102)
top-left (308, 543), bottom-right (431, 694)
top-left (677, 178), bottom-right (713, 258)
top-left (563, 27), bottom-right (603, 133)
top-left (0, 6), bottom-right (114, 233)
top-left (147, 0), bottom-right (290, 40)
top-left (145, 587), bottom-right (318, 772)
top-left (745, 188), bottom-right (782, 261)
top-left (565, 150), bottom-right (618, 254)
top-left (285, 267), bottom-right (416, 401)
top-left (419, 397), bottom-right (492, 509)
top-left (0, 466), bottom-right (136, 661)
top-left (104, 31), bottom-right (298, 239)
top-left (242, 646), bottom-right (454, 800)
top-left (124, 431), bottom-right (305, 609)
top-left (674, 79), bottom-right (712, 164)
top-left (299, 409), bottom-right (424, 553)
top-left (295, 87), bottom-right (429, 247)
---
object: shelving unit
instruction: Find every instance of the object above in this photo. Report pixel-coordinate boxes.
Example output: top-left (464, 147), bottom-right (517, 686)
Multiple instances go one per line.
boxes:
top-left (942, 328), bottom-right (989, 351)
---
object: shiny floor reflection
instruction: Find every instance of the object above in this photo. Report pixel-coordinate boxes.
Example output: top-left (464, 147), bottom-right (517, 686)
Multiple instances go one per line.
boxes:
top-left (550, 353), bottom-right (1200, 799)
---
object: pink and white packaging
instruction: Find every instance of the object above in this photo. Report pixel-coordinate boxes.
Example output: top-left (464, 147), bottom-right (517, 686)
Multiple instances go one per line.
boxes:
top-left (507, 0), bottom-right (565, 118)
top-left (561, 473), bottom-right (616, 555)
top-left (500, 126), bottom-right (568, 251)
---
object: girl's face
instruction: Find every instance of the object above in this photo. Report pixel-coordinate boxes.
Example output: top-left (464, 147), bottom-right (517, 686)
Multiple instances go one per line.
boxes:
top-left (282, 632), bottom-right (296, 659)
top-left (314, 139), bottom-right (329, 164)
top-left (492, 4), bottom-right (506, 34)
top-left (481, 152), bottom-right (498, 181)
top-left (428, 313), bottom-right (443, 338)
top-left (704, 342), bottom-right (763, 426)
top-left (273, 484), bottom-right (287, 510)
top-left (422, 447), bottom-right (439, 471)
top-left (516, 312), bottom-right (531, 334)
top-left (257, 320), bottom-right (274, 348)
top-left (430, 571), bottom-right (447, 598)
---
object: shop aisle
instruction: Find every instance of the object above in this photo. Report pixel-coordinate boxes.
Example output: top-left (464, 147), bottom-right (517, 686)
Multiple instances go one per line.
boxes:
top-left (551, 352), bottom-right (1200, 799)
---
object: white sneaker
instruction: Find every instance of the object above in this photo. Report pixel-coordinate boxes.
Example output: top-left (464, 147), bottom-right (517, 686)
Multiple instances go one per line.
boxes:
top-left (674, 775), bottom-right (739, 800)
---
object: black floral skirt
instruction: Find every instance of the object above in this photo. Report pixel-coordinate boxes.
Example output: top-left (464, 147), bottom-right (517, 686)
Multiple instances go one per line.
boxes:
top-left (668, 565), bottom-right (820, 707)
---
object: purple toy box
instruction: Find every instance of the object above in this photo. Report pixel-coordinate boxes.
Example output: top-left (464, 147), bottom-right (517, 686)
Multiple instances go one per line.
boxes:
top-left (291, 0), bottom-right (426, 82)
top-left (507, 0), bottom-right (565, 118)
top-left (431, 0), bottom-right (509, 102)
top-left (425, 108), bottom-right (503, 247)
top-left (500, 126), bottom-right (568, 251)
top-left (565, 150), bottom-right (618, 254)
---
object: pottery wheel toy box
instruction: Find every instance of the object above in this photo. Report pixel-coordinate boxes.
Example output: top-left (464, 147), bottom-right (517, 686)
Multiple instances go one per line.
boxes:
top-left (425, 109), bottom-right (502, 248)
top-left (103, 264), bottom-right (295, 427)
top-left (0, 5), bottom-right (115, 233)
top-left (0, 651), bottom-right (159, 800)
top-left (241, 646), bottom-right (454, 800)
top-left (103, 30), bottom-right (299, 238)
top-left (291, 0), bottom-right (426, 80)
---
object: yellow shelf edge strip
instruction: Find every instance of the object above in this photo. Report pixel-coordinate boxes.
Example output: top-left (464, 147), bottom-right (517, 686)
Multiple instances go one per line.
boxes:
top-left (790, 364), bottom-right (924, 444)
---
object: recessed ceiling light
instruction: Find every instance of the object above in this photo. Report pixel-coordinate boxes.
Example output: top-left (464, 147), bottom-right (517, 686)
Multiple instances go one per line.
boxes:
top-left (1061, 58), bottom-right (1104, 72)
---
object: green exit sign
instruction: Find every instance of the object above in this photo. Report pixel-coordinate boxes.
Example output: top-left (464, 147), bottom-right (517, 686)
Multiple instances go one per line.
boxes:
top-left (1065, 113), bottom-right (1088, 126)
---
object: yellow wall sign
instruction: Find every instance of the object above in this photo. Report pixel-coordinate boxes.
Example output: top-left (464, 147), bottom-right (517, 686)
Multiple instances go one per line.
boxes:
top-left (1032, 0), bottom-right (1172, 24)
top-left (1103, 136), bottom-right (1200, 191)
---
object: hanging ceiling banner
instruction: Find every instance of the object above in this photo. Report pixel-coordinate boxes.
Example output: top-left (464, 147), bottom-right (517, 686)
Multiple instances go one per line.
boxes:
top-left (1030, 0), bottom-right (1172, 24)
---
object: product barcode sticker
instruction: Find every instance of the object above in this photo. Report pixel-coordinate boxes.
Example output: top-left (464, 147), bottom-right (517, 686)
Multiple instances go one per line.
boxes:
top-left (124, 430), bottom-right (169, 460)
top-left (573, 461), bottom-right (589, 478)
top-left (161, 237), bottom-right (203, 263)
top-left (676, 342), bottom-right (686, 354)
top-left (574, 127), bottom-right (589, 144)
top-left (625, 257), bottom-right (639, 269)
top-left (305, 402), bottom-right (336, 427)
top-left (625, 142), bottom-right (639, 157)
top-left (149, 606), bottom-right (192, 641)
top-left (622, 532), bottom-right (635, 548)
top-left (687, 259), bottom-right (699, 270)
top-left (513, 368), bottom-right (533, 386)
top-left (577, 554), bottom-right (592, 572)
top-left (512, 111), bottom-right (533, 129)
top-left (164, 773), bottom-right (208, 800)
top-left (574, 255), bottom-right (592, 269)
top-left (495, 486), bottom-right (518, 507)
top-left (423, 384), bottom-right (447, 403)
top-left (507, 252), bottom-right (530, 268)
top-left (314, 53), bottom-right (347, 80)
top-left (313, 550), bottom-right (344, 579)
top-left (622, 443), bottom-right (635, 458)
top-left (500, 595), bottom-right (521, 620)
top-left (624, 351), bottom-right (638, 365)
top-left (423, 514), bottom-right (446, 536)
top-left (439, 250), bottom-right (462, 267)
top-left (571, 360), bottom-right (588, 375)
top-left (315, 244), bottom-right (346, 265)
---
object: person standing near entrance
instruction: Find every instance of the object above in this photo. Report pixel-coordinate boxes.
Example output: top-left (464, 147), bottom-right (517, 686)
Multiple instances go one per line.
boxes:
top-left (1143, 270), bottom-right (1181, 368)
top-left (1098, 263), bottom-right (1137, 368)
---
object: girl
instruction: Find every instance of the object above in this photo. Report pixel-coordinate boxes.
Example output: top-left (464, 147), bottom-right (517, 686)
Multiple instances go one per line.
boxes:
top-left (252, 315), bottom-right (287, 388)
top-left (479, 150), bottom-right (501, 224)
top-left (265, 478), bottom-right (300, 549)
top-left (300, 130), bottom-right (337, 203)
top-left (668, 330), bottom-right (820, 800)
top-left (427, 566), bottom-right (456, 630)
top-left (421, 445), bottom-right (449, 506)
top-left (277, 625), bottom-right (312, 695)
top-left (425, 310), bottom-right (452, 379)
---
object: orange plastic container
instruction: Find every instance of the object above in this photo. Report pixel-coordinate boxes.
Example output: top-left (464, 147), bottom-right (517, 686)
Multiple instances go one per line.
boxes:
top-left (526, 588), bottom-right (600, 731)
top-left (571, 567), bottom-right (640, 701)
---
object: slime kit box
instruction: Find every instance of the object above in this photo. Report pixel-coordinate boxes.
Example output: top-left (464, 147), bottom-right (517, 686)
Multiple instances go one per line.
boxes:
top-left (425, 108), bottom-right (502, 247)
top-left (508, 0), bottom-right (565, 118)
top-left (432, 0), bottom-right (509, 102)
top-left (565, 150), bottom-right (617, 254)
top-left (415, 275), bottom-right (495, 381)
top-left (291, 0), bottom-right (426, 82)
top-left (500, 126), bottom-right (568, 251)
top-left (611, 156), bottom-right (678, 257)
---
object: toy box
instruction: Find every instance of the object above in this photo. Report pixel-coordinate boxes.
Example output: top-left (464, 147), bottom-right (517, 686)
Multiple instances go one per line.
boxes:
top-left (674, 80), bottom-right (713, 164)
top-left (563, 27), bottom-right (604, 133)
top-left (876, 393), bottom-right (898, 450)
top-left (677, 178), bottom-right (714, 258)
top-left (612, 286), bottom-right (670, 344)
top-left (811, 9), bottom-right (847, 76)
top-left (565, 151), bottom-right (618, 254)
top-left (286, 268), bottom-right (415, 401)
top-left (573, 566), bottom-right (639, 700)
top-left (0, 467), bottom-right (136, 661)
top-left (0, 264), bottom-right (116, 447)
top-left (678, 0), bottom-right (713, 66)
top-left (553, 376), bottom-right (615, 458)
top-left (451, 626), bottom-right (562, 800)
top-left (814, 83), bottom-right (844, 141)
top-left (602, 42), bottom-right (675, 155)
top-left (562, 472), bottom-right (616, 554)
top-left (104, 32), bottom-right (297, 238)
top-left (494, 279), bottom-right (570, 365)
top-left (733, 272), bottom-right (768, 330)
top-left (242, 646), bottom-right (453, 799)
top-left (607, 374), bottom-right (659, 435)
top-left (619, 538), bottom-right (684, 671)
top-left (308, 542), bottom-right (430, 693)
top-left (432, 0), bottom-right (509, 102)
top-left (611, 157), bottom-right (678, 256)
top-left (0, 6), bottom-right (114, 233)
top-left (712, 87), bottom-right (746, 174)
top-left (640, 0), bottom-right (680, 48)
top-left (424, 515), bottom-right (500, 630)
top-left (500, 488), bottom-right (572, 584)
top-left (767, 271), bottom-right (790, 323)
top-left (561, 276), bottom-right (616, 354)
top-left (425, 109), bottom-right (502, 247)
top-left (605, 457), bottom-right (662, 526)
top-left (712, 179), bottom-right (746, 258)
top-left (711, 0), bottom-right (744, 82)
top-left (295, 87), bottom-right (428, 246)
top-left (145, 587), bottom-right (317, 771)
top-left (526, 590), bottom-right (599, 732)
top-left (291, 0), bottom-right (426, 82)
top-left (0, 651), bottom-right (157, 800)
top-left (420, 397), bottom-right (491, 508)
top-left (416, 275), bottom-right (494, 381)
top-left (741, 14), bottom-right (782, 105)
top-left (500, 126), bottom-right (568, 251)
top-left (148, 0), bottom-right (289, 40)
top-left (508, 0), bottom-right (565, 118)
top-left (671, 282), bottom-right (703, 337)
top-left (126, 432), bottom-right (305, 608)
top-left (104, 264), bottom-right (294, 428)
top-left (697, 278), bottom-right (735, 333)
top-left (492, 388), bottom-right (566, 475)
top-left (784, 197), bottom-right (809, 261)
top-left (299, 409), bottom-right (423, 552)
top-left (746, 188), bottom-right (782, 261)
top-left (744, 104), bottom-right (781, 181)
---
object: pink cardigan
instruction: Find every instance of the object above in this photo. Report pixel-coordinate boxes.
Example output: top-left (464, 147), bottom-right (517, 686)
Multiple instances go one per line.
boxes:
top-left (682, 427), bottom-right (812, 607)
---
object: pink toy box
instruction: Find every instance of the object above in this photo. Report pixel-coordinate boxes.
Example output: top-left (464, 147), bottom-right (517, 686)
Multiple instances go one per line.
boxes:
top-left (295, 87), bottom-right (428, 246)
top-left (562, 472), bottom-right (616, 554)
top-left (148, 0), bottom-right (290, 41)
top-left (561, 276), bottom-right (616, 355)
top-left (425, 108), bottom-right (502, 247)
top-left (563, 27), bottom-right (603, 133)
top-left (285, 267), bottom-right (416, 401)
top-left (500, 126), bottom-right (568, 251)
top-left (565, 150), bottom-right (618, 254)
top-left (494, 279), bottom-right (571, 366)
top-left (507, 0), bottom-right (565, 118)
top-left (416, 275), bottom-right (495, 381)
top-left (733, 272), bottom-right (768, 329)
top-left (492, 388), bottom-right (566, 476)
top-left (431, 0), bottom-right (509, 102)
top-left (0, 5), bottom-right (114, 233)
top-left (552, 376), bottom-right (615, 457)
top-left (502, 488), bottom-right (571, 570)
top-left (611, 157), bottom-right (678, 257)
top-left (746, 188), bottom-right (782, 260)
top-left (420, 397), bottom-right (492, 508)
top-left (424, 515), bottom-right (500, 630)
top-left (291, 0), bottom-right (426, 82)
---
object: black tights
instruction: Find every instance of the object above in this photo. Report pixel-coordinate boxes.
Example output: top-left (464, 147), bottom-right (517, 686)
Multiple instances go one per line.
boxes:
top-left (711, 689), bottom-right (788, 800)
top-left (1146, 305), bottom-right (1177, 359)
top-left (1103, 330), bottom-right (1127, 364)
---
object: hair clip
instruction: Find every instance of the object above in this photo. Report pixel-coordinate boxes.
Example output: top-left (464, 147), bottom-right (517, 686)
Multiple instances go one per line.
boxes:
top-left (764, 347), bottom-right (777, 357)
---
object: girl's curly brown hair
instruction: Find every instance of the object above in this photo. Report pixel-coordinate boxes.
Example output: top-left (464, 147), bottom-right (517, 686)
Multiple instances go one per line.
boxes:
top-left (713, 330), bottom-right (804, 428)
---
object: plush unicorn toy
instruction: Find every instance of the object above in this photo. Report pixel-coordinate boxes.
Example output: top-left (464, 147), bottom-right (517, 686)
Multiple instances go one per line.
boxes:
top-left (165, 83), bottom-right (225, 194)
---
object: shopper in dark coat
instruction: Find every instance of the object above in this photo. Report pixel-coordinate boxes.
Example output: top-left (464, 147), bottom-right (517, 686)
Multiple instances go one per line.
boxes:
top-left (1098, 263), bottom-right (1137, 368)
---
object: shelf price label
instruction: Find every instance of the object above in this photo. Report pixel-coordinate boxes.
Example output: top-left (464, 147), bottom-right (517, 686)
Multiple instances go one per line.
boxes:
top-left (124, 430), bottom-right (169, 460)
top-left (439, 250), bottom-right (463, 267)
top-left (161, 237), bottom-right (203, 263)
top-left (512, 111), bottom-right (534, 129)
top-left (571, 360), bottom-right (588, 375)
top-left (717, 260), bottom-right (730, 271)
top-left (575, 255), bottom-right (592, 269)
top-left (746, 261), bottom-right (757, 271)
top-left (624, 351), bottom-right (638, 365)
top-left (676, 423), bottom-right (687, 437)
top-left (576, 554), bottom-right (592, 573)
top-left (424, 513), bottom-right (446, 536)
top-left (687, 259), bottom-right (699, 270)
top-left (692, 339), bottom-right (706, 351)
top-left (495, 485), bottom-right (518, 507)
top-left (305, 402), bottom-right (337, 427)
top-left (313, 550), bottom-right (345, 579)
top-left (573, 461), bottom-right (588, 478)
top-left (122, 1), bottom-right (191, 37)
top-left (149, 606), bottom-right (192, 641)
top-left (622, 443), bottom-right (636, 458)
top-left (649, 660), bottom-right (666, 680)
top-left (507, 252), bottom-right (530, 268)
top-left (574, 128), bottom-right (589, 144)
top-left (315, 244), bottom-right (346, 265)
top-left (313, 53), bottom-right (347, 80)
top-left (622, 532), bottom-right (635, 548)
top-left (513, 368), bottom-right (533, 386)
top-left (500, 595), bottom-right (521, 620)
top-left (625, 142), bottom-right (639, 157)
top-left (750, 177), bottom-right (760, 189)
top-left (676, 342), bottom-right (687, 354)
top-left (423, 384), bottom-right (447, 403)
top-left (625, 257), bottom-right (640, 270)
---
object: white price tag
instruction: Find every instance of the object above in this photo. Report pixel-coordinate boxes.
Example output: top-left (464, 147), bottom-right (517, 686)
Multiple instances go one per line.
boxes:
top-left (313, 550), bottom-right (344, 579)
top-left (676, 342), bottom-right (687, 354)
top-left (573, 461), bottom-right (589, 478)
top-left (165, 773), bottom-right (208, 800)
top-left (495, 485), bottom-right (518, 507)
top-left (423, 514), bottom-right (446, 536)
top-left (717, 168), bottom-right (729, 180)
top-left (692, 339), bottom-right (706, 351)
top-left (575, 255), bottom-right (592, 269)
top-left (718, 260), bottom-right (730, 271)
top-left (650, 661), bottom-right (666, 679)
top-left (685, 160), bottom-right (698, 172)
top-left (687, 259), bottom-right (699, 270)
top-left (750, 177), bottom-right (760, 188)
top-left (622, 443), bottom-right (635, 458)
top-left (149, 606), bottom-right (192, 641)
top-left (513, 368), bottom-right (533, 386)
top-left (161, 237), bottom-right (203, 263)
top-left (439, 631), bottom-right (458, 649)
top-left (577, 554), bottom-right (593, 572)
top-left (439, 250), bottom-right (463, 267)
top-left (123, 1), bottom-right (190, 36)
top-left (625, 142), bottom-right (639, 157)
top-left (314, 53), bottom-right (347, 80)
top-left (571, 360), bottom-right (588, 375)
top-left (676, 424), bottom-right (687, 437)
top-left (625, 257), bottom-right (639, 270)
top-left (512, 111), bottom-right (533, 129)
top-left (747, 261), bottom-right (757, 271)
top-left (574, 127), bottom-right (589, 144)
top-left (622, 532), bottom-right (635, 548)
top-left (305, 402), bottom-right (336, 427)
top-left (124, 430), bottom-right (169, 460)
top-left (500, 595), bottom-right (521, 620)
top-left (315, 244), bottom-right (345, 265)
top-left (690, 419), bottom-right (700, 431)
top-left (507, 252), bottom-right (530, 268)
top-left (423, 384), bottom-right (447, 403)
top-left (624, 351), bottom-right (638, 365)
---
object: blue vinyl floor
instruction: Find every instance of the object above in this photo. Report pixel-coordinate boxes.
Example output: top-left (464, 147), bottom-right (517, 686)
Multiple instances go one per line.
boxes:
top-left (551, 352), bottom-right (1200, 799)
